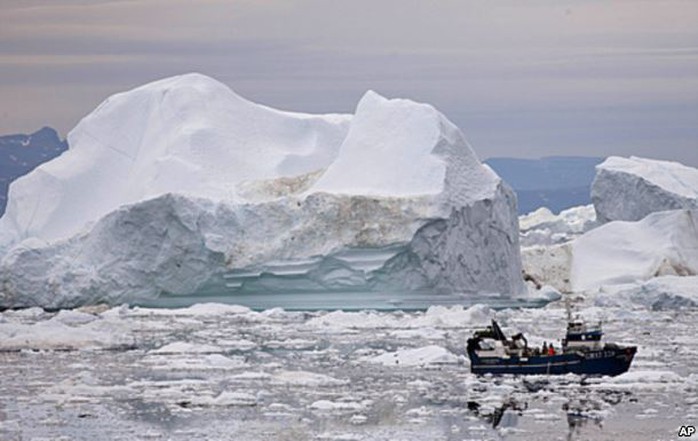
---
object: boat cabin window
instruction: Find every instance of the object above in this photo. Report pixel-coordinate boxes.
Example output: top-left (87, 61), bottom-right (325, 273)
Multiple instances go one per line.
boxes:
top-left (478, 340), bottom-right (495, 350)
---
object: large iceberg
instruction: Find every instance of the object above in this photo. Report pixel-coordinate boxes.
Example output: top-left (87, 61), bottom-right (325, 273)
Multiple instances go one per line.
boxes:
top-left (571, 209), bottom-right (698, 291)
top-left (0, 74), bottom-right (524, 309)
top-left (522, 208), bottom-right (698, 293)
top-left (592, 156), bottom-right (698, 223)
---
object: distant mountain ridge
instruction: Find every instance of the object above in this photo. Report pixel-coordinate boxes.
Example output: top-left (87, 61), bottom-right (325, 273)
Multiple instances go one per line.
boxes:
top-left (485, 156), bottom-right (605, 214)
top-left (0, 127), bottom-right (68, 215)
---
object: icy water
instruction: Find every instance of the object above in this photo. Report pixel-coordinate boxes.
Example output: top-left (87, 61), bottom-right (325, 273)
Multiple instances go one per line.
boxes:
top-left (138, 290), bottom-right (551, 311)
top-left (1, 302), bottom-right (696, 441)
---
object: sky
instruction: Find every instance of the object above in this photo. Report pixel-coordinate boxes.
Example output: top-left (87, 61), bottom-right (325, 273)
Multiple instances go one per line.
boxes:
top-left (1, 0), bottom-right (697, 165)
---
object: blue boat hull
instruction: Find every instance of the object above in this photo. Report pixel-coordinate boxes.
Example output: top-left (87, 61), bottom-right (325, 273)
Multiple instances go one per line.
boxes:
top-left (469, 346), bottom-right (636, 376)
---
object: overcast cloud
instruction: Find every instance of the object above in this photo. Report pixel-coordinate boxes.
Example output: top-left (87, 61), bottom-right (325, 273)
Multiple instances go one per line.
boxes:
top-left (1, 0), bottom-right (696, 165)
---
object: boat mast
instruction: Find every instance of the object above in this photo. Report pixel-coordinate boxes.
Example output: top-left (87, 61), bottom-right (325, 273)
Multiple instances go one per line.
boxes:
top-left (564, 295), bottom-right (572, 323)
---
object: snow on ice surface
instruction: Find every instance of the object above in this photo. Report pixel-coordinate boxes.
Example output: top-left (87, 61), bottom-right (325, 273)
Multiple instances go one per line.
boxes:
top-left (593, 276), bottom-right (698, 310)
top-left (0, 73), bottom-right (524, 308)
top-left (592, 156), bottom-right (698, 223)
top-left (304, 304), bottom-right (493, 329)
top-left (608, 370), bottom-right (683, 386)
top-left (571, 209), bottom-right (698, 291)
top-left (313, 90), bottom-right (498, 203)
top-left (365, 345), bottom-right (460, 366)
top-left (0, 310), bottom-right (134, 351)
top-left (312, 90), bottom-right (446, 197)
top-left (1, 300), bottom-right (696, 440)
top-left (0, 73), bottom-right (495, 245)
top-left (522, 208), bottom-right (698, 293)
top-left (1, 73), bottom-right (352, 243)
top-left (271, 370), bottom-right (348, 387)
top-left (598, 156), bottom-right (698, 199)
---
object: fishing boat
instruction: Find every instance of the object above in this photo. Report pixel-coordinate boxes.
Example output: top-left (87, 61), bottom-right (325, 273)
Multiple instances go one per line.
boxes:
top-left (466, 315), bottom-right (636, 376)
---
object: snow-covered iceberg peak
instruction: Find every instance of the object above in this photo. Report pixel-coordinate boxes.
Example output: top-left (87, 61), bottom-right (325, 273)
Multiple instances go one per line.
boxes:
top-left (592, 156), bottom-right (698, 223)
top-left (1, 73), bottom-right (352, 244)
top-left (0, 74), bottom-right (525, 308)
top-left (314, 90), bottom-right (498, 206)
